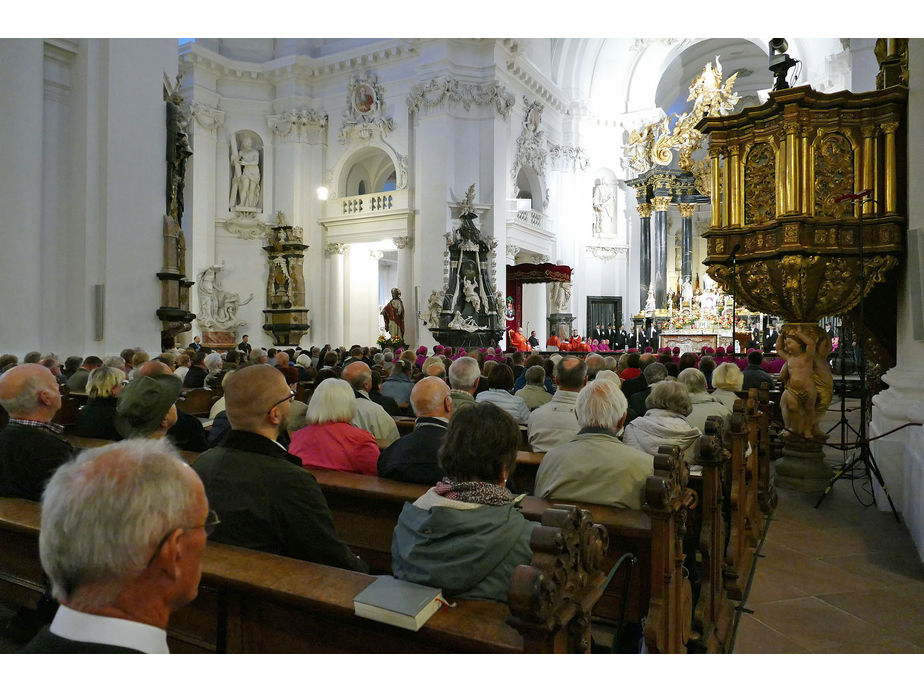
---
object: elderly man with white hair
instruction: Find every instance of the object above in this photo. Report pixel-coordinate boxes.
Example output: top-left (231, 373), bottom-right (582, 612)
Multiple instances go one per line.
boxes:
top-left (21, 439), bottom-right (212, 653)
top-left (534, 379), bottom-right (654, 509)
top-left (447, 356), bottom-right (480, 415)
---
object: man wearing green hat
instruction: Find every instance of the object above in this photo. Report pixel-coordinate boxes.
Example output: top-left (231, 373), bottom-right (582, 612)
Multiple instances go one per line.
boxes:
top-left (115, 372), bottom-right (182, 440)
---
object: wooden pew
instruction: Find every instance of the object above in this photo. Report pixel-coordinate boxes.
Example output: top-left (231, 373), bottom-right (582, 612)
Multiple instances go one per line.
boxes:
top-left (756, 385), bottom-right (779, 514)
top-left (689, 416), bottom-right (735, 654)
top-left (724, 399), bottom-right (754, 600)
top-left (0, 498), bottom-right (608, 654)
top-left (177, 388), bottom-right (221, 418)
top-left (310, 445), bottom-right (696, 654)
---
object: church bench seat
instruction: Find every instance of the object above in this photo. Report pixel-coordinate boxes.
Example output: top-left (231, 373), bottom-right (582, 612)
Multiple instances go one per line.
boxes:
top-left (0, 498), bottom-right (608, 654)
top-left (310, 445), bottom-right (695, 654)
top-left (177, 387), bottom-right (222, 418)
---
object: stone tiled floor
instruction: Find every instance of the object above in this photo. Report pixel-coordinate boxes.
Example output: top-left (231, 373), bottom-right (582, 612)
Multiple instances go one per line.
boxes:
top-left (732, 397), bottom-right (924, 653)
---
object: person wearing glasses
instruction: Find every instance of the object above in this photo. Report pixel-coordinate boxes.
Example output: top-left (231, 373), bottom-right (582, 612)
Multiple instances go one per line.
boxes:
top-left (20, 438), bottom-right (213, 653)
top-left (193, 364), bottom-right (367, 572)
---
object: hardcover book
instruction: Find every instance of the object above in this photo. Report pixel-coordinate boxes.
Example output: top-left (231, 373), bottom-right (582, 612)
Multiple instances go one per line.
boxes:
top-left (353, 576), bottom-right (444, 632)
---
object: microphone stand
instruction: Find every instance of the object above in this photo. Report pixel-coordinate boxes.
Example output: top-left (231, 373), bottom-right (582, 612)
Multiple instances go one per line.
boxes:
top-left (815, 192), bottom-right (899, 522)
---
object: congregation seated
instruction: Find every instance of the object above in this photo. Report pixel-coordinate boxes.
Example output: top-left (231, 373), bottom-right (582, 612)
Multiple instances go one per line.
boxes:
top-left (71, 366), bottom-right (125, 440)
top-left (381, 359), bottom-right (414, 406)
top-left (678, 368), bottom-right (729, 431)
top-left (127, 350), bottom-right (150, 381)
top-left (619, 352), bottom-right (643, 381)
top-left (368, 369), bottom-right (400, 415)
top-left (20, 438), bottom-right (211, 653)
top-left (420, 356), bottom-right (447, 379)
top-left (475, 363), bottom-right (530, 425)
top-left (172, 352), bottom-right (192, 382)
top-left (65, 355), bottom-right (103, 393)
top-left (698, 354), bottom-right (716, 389)
top-left (514, 365), bottom-right (552, 411)
top-left (621, 353), bottom-right (657, 399)
top-left (201, 352), bottom-right (225, 390)
top-left (622, 380), bottom-right (700, 462)
top-left (40, 356), bottom-right (68, 387)
top-left (136, 360), bottom-right (208, 451)
top-left (527, 356), bottom-right (587, 452)
top-left (448, 356), bottom-right (479, 415)
top-left (625, 362), bottom-right (669, 422)
top-left (711, 362), bottom-right (744, 412)
top-left (289, 378), bottom-right (378, 476)
top-left (378, 376), bottom-right (451, 485)
top-left (114, 366), bottom-right (182, 441)
top-left (391, 402), bottom-right (538, 602)
top-left (182, 350), bottom-right (208, 389)
top-left (194, 364), bottom-right (367, 572)
top-left (0, 354), bottom-right (18, 374)
top-left (0, 364), bottom-right (74, 501)
top-left (342, 361), bottom-right (400, 448)
top-left (741, 349), bottom-right (776, 390)
top-left (534, 378), bottom-right (654, 509)
top-left (274, 350), bottom-right (299, 385)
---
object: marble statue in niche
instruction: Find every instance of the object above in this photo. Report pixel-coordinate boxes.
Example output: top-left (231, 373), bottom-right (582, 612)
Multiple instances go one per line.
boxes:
top-left (230, 133), bottom-right (262, 210)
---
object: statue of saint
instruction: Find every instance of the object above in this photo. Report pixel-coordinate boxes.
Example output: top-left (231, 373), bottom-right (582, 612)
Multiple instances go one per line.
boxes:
top-left (381, 288), bottom-right (405, 340)
top-left (426, 290), bottom-right (443, 327)
top-left (462, 276), bottom-right (481, 313)
top-left (230, 135), bottom-right (262, 209)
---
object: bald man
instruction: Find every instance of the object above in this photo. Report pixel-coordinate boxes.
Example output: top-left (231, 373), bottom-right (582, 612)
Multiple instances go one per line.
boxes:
top-left (377, 376), bottom-right (452, 485)
top-left (342, 361), bottom-right (399, 448)
top-left (0, 364), bottom-right (73, 501)
top-left (193, 364), bottom-right (367, 572)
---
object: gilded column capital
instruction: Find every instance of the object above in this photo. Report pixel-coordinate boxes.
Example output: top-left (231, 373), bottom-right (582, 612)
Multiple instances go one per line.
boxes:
top-left (636, 202), bottom-right (652, 218)
top-left (861, 124), bottom-right (877, 138)
top-left (677, 203), bottom-right (697, 218)
top-left (652, 196), bottom-right (671, 213)
top-left (881, 121), bottom-right (899, 135)
top-left (325, 242), bottom-right (346, 256)
top-left (782, 121), bottom-right (800, 136)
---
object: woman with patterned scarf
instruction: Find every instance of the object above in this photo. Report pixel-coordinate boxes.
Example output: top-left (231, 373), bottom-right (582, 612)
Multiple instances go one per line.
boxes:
top-left (390, 402), bottom-right (539, 602)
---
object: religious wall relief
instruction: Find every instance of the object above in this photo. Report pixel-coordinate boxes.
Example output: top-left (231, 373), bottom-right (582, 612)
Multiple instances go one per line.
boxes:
top-left (197, 262), bottom-right (254, 332)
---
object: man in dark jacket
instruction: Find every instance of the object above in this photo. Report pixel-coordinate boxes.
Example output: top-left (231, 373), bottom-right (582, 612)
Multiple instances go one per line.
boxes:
top-left (742, 350), bottom-right (776, 390)
top-left (182, 350), bottom-right (208, 388)
top-left (0, 364), bottom-right (73, 501)
top-left (378, 377), bottom-right (451, 484)
top-left (194, 364), bottom-right (367, 572)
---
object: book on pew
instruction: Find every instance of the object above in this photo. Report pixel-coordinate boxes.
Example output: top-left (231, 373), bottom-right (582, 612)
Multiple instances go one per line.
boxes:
top-left (353, 576), bottom-right (444, 632)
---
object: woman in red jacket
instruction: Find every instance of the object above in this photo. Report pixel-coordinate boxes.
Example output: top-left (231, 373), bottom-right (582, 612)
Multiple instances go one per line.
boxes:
top-left (289, 378), bottom-right (379, 475)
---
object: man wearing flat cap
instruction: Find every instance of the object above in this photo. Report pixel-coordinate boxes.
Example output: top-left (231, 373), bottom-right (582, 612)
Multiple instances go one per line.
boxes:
top-left (115, 373), bottom-right (182, 440)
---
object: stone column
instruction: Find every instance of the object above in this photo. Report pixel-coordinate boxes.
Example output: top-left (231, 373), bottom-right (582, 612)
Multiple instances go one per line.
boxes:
top-left (678, 203), bottom-right (696, 291)
top-left (652, 196), bottom-right (671, 310)
top-left (637, 202), bottom-right (652, 310)
top-left (393, 235), bottom-right (414, 346)
top-left (325, 243), bottom-right (346, 346)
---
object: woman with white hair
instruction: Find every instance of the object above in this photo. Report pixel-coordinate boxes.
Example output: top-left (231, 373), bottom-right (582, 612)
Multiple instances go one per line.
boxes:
top-left (622, 380), bottom-right (701, 462)
top-left (288, 377), bottom-right (378, 475)
top-left (678, 367), bottom-right (729, 433)
top-left (711, 362), bottom-right (744, 413)
top-left (203, 352), bottom-right (225, 390)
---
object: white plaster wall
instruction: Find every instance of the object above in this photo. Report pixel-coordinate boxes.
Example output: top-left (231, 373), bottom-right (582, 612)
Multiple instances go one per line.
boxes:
top-left (344, 242), bottom-right (381, 346)
top-left (0, 39), bottom-right (44, 355)
top-left (871, 40), bottom-right (924, 547)
top-left (0, 39), bottom-right (176, 358)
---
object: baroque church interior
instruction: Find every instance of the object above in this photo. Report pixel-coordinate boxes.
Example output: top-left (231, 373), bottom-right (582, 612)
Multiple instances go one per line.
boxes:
top-left (1, 8), bottom-right (923, 666)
